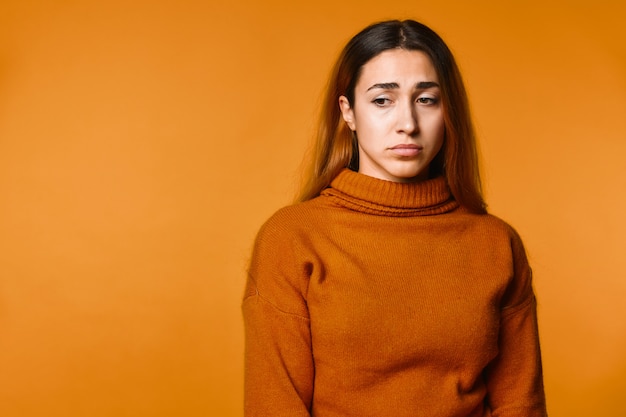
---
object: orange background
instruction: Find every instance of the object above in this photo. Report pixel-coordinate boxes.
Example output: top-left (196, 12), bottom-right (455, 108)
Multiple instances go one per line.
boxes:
top-left (1, 1), bottom-right (625, 416)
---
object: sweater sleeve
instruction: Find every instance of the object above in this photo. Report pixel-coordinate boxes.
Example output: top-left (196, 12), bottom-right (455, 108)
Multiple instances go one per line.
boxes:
top-left (484, 228), bottom-right (548, 417)
top-left (242, 213), bottom-right (314, 417)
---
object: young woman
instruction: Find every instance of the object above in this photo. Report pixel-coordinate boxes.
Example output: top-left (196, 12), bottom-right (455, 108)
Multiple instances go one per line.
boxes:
top-left (243, 19), bottom-right (547, 417)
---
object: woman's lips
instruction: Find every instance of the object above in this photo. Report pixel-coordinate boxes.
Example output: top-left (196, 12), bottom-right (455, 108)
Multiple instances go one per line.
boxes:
top-left (389, 144), bottom-right (422, 157)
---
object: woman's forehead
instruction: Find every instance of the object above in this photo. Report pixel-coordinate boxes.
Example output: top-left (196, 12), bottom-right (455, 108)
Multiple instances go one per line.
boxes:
top-left (357, 49), bottom-right (439, 89)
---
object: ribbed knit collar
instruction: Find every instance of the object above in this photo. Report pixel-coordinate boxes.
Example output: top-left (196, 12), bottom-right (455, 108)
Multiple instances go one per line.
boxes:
top-left (321, 169), bottom-right (460, 217)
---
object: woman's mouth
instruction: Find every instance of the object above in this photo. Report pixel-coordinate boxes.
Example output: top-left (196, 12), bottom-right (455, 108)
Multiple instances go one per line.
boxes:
top-left (390, 144), bottom-right (422, 157)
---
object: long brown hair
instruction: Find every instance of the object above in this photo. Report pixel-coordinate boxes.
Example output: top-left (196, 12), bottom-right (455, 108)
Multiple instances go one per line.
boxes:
top-left (296, 19), bottom-right (487, 214)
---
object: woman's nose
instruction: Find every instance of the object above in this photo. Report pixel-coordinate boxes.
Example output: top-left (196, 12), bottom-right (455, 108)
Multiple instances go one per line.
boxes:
top-left (396, 101), bottom-right (418, 135)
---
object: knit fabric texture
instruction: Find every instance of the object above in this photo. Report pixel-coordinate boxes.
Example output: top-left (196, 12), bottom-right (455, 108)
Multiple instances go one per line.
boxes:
top-left (243, 169), bottom-right (547, 417)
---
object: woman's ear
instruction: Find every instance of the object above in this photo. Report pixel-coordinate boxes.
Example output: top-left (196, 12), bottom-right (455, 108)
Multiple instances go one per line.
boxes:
top-left (338, 96), bottom-right (356, 131)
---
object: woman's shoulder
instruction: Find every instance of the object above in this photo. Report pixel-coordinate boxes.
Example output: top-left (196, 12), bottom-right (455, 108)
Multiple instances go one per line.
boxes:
top-left (255, 198), bottom-right (328, 241)
top-left (456, 209), bottom-right (527, 247)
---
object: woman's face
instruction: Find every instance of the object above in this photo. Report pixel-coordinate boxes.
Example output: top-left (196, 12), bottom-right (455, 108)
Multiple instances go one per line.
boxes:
top-left (339, 49), bottom-right (445, 183)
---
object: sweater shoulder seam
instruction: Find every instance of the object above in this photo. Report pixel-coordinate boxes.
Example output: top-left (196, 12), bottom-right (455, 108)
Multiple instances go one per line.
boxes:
top-left (501, 293), bottom-right (535, 317)
top-left (243, 290), bottom-right (310, 322)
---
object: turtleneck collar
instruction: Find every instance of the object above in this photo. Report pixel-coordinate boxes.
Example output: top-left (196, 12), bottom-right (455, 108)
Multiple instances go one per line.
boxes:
top-left (320, 169), bottom-right (460, 217)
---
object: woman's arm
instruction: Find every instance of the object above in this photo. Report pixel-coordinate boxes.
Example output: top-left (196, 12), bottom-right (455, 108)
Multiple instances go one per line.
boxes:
top-left (243, 292), bottom-right (314, 416)
top-left (484, 229), bottom-right (548, 417)
top-left (242, 213), bottom-right (314, 417)
top-left (485, 294), bottom-right (547, 416)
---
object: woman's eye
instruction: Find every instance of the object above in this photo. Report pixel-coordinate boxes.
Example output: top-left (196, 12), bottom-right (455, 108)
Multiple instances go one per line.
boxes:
top-left (417, 97), bottom-right (438, 105)
top-left (372, 98), bottom-right (390, 106)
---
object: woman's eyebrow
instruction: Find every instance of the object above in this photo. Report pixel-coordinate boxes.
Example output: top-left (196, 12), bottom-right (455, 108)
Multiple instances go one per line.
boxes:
top-left (416, 81), bottom-right (440, 89)
top-left (367, 82), bottom-right (399, 91)
top-left (366, 81), bottom-right (440, 91)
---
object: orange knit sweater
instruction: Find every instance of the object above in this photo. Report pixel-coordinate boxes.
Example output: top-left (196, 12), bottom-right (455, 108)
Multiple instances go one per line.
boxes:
top-left (243, 169), bottom-right (547, 417)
